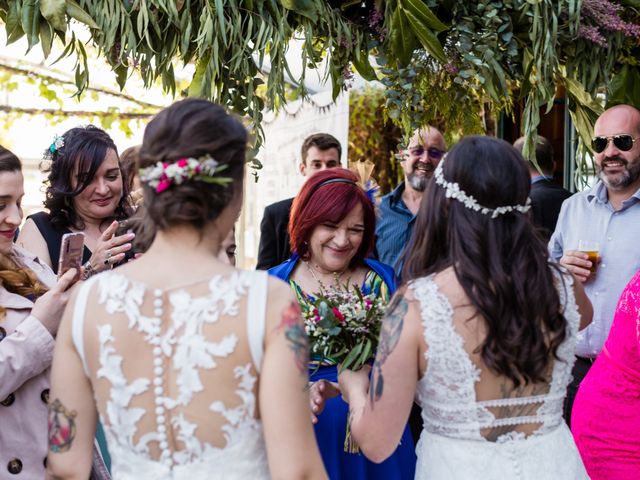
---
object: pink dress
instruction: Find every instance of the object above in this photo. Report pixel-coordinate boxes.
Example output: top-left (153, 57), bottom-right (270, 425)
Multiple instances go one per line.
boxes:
top-left (572, 270), bottom-right (640, 479)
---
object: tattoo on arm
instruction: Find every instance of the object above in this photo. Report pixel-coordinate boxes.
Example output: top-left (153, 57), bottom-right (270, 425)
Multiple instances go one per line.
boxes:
top-left (48, 398), bottom-right (77, 453)
top-left (279, 301), bottom-right (309, 375)
top-left (370, 294), bottom-right (407, 404)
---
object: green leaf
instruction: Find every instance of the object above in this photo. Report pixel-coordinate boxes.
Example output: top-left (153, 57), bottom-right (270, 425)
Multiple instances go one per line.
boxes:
top-left (352, 48), bottom-right (377, 82)
top-left (279, 0), bottom-right (317, 21)
top-left (21, 0), bottom-right (41, 51)
top-left (340, 343), bottom-right (364, 372)
top-left (403, 9), bottom-right (447, 64)
top-left (40, 0), bottom-right (66, 31)
top-left (401, 0), bottom-right (448, 32)
top-left (114, 63), bottom-right (128, 90)
top-left (390, 7), bottom-right (418, 66)
top-left (6, 1), bottom-right (25, 44)
top-left (65, 0), bottom-right (99, 29)
top-left (188, 52), bottom-right (211, 97)
top-left (39, 18), bottom-right (53, 58)
top-left (357, 339), bottom-right (373, 367)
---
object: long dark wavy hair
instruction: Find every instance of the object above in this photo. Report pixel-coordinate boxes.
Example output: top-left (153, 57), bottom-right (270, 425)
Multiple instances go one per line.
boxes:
top-left (42, 125), bottom-right (131, 230)
top-left (403, 136), bottom-right (568, 387)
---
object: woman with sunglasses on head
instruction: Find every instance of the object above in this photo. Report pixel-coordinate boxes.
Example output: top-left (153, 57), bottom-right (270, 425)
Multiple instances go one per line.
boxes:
top-left (17, 126), bottom-right (135, 280)
top-left (45, 99), bottom-right (326, 480)
top-left (339, 136), bottom-right (593, 479)
top-left (0, 146), bottom-right (96, 478)
top-left (269, 168), bottom-right (415, 480)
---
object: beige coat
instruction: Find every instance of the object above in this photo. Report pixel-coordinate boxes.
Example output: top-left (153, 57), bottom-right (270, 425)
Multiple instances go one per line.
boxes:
top-left (0, 245), bottom-right (56, 479)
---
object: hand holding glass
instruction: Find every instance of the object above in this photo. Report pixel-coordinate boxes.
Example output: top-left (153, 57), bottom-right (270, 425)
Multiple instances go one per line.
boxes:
top-left (578, 240), bottom-right (600, 274)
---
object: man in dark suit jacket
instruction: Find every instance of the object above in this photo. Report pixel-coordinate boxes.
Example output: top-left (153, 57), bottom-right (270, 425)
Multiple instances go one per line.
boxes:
top-left (256, 133), bottom-right (342, 270)
top-left (514, 135), bottom-right (572, 238)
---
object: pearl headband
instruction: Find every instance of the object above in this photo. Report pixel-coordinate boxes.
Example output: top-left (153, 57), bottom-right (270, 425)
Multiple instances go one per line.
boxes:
top-left (434, 156), bottom-right (531, 218)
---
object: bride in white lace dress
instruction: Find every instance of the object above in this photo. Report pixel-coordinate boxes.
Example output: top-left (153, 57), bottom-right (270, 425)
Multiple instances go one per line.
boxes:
top-left (339, 137), bottom-right (593, 479)
top-left (46, 99), bottom-right (327, 480)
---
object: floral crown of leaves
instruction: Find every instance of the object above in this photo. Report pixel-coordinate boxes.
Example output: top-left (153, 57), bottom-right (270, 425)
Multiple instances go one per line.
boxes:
top-left (139, 154), bottom-right (231, 194)
top-left (434, 156), bottom-right (531, 219)
top-left (43, 134), bottom-right (64, 160)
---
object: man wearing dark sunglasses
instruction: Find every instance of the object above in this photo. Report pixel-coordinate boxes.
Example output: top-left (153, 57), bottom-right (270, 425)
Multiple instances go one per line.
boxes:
top-left (549, 104), bottom-right (640, 426)
top-left (374, 125), bottom-right (446, 446)
top-left (375, 126), bottom-right (447, 281)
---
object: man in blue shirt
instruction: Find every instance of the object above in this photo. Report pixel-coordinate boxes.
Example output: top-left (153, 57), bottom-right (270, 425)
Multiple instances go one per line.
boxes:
top-left (375, 126), bottom-right (447, 278)
top-left (549, 104), bottom-right (640, 426)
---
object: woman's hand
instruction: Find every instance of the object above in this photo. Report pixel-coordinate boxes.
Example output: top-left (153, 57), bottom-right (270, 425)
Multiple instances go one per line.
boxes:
top-left (87, 221), bottom-right (135, 273)
top-left (309, 380), bottom-right (340, 424)
top-left (338, 364), bottom-right (371, 404)
top-left (32, 268), bottom-right (79, 337)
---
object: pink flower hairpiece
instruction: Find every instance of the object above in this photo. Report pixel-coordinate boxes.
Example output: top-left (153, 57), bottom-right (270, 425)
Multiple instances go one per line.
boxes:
top-left (139, 155), bottom-right (231, 194)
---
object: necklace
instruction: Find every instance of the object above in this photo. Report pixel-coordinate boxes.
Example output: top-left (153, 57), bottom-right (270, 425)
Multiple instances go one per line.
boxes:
top-left (304, 261), bottom-right (348, 287)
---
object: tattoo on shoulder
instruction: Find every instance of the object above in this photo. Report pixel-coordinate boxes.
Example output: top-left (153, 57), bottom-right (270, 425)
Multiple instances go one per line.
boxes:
top-left (370, 294), bottom-right (408, 404)
top-left (48, 398), bottom-right (77, 453)
top-left (279, 301), bottom-right (309, 375)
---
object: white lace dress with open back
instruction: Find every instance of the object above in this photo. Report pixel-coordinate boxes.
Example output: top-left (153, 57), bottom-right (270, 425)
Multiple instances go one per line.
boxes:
top-left (71, 270), bottom-right (270, 479)
top-left (411, 271), bottom-right (590, 480)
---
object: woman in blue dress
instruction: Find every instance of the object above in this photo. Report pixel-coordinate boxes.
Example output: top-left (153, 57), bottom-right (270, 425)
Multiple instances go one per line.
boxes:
top-left (269, 168), bottom-right (415, 479)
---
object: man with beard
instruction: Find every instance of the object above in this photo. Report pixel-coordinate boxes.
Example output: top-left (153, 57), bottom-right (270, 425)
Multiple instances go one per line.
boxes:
top-left (374, 126), bottom-right (446, 445)
top-left (549, 104), bottom-right (640, 426)
top-left (375, 126), bottom-right (446, 278)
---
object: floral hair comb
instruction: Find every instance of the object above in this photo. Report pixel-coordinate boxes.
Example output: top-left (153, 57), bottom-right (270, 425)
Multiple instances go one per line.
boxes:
top-left (43, 134), bottom-right (64, 160)
top-left (139, 155), bottom-right (231, 194)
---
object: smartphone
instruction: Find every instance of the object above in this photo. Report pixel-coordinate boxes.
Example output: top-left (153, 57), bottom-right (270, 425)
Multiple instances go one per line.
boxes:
top-left (115, 220), bottom-right (136, 262)
top-left (58, 232), bottom-right (85, 280)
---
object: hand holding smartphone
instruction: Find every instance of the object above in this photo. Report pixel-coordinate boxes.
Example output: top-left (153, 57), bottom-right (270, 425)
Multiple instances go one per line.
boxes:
top-left (58, 232), bottom-right (85, 282)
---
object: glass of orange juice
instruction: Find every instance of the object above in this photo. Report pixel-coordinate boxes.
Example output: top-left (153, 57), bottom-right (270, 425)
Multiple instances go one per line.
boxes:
top-left (578, 240), bottom-right (600, 274)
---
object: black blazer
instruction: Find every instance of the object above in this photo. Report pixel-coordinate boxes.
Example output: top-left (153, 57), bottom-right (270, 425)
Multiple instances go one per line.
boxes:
top-left (530, 180), bottom-right (572, 238)
top-left (256, 197), bottom-right (293, 270)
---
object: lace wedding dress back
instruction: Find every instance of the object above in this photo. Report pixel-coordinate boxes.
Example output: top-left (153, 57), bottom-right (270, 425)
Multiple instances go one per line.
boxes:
top-left (411, 269), bottom-right (589, 480)
top-left (71, 270), bottom-right (270, 479)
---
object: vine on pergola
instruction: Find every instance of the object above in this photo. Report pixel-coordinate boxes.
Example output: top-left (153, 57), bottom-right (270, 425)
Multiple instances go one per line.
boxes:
top-left (1, 0), bottom-right (639, 182)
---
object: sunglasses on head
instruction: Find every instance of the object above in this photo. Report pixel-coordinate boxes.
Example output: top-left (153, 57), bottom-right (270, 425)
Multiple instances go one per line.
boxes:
top-left (408, 146), bottom-right (446, 160)
top-left (591, 134), bottom-right (638, 154)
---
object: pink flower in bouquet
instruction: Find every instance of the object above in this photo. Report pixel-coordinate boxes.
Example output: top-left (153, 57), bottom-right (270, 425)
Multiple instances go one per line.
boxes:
top-left (177, 158), bottom-right (188, 167)
top-left (333, 307), bottom-right (345, 323)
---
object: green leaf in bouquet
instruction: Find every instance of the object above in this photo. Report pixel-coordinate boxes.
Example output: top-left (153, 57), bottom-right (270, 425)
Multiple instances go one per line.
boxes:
top-left (357, 339), bottom-right (373, 368)
top-left (339, 342), bottom-right (364, 373)
top-left (327, 326), bottom-right (342, 336)
top-left (331, 345), bottom-right (348, 360)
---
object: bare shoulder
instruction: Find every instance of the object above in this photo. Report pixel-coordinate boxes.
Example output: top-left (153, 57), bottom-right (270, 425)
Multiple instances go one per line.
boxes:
top-left (267, 276), bottom-right (298, 318)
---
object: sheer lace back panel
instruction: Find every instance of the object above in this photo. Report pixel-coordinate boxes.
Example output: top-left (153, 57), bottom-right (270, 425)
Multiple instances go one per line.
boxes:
top-left (412, 268), bottom-right (580, 443)
top-left (71, 270), bottom-right (270, 478)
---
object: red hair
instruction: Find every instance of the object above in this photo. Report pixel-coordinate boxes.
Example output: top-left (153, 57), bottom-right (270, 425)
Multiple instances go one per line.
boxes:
top-left (289, 168), bottom-right (376, 266)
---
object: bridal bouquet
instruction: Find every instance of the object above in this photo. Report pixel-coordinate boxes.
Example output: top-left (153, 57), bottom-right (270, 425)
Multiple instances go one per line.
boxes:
top-left (303, 283), bottom-right (386, 372)
top-left (303, 283), bottom-right (387, 453)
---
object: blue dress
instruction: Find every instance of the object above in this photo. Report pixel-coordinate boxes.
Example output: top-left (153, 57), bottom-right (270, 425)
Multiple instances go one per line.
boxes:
top-left (269, 255), bottom-right (416, 480)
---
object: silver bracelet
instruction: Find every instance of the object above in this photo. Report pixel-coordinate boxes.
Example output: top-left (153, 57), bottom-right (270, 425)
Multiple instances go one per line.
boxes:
top-left (81, 261), bottom-right (97, 281)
